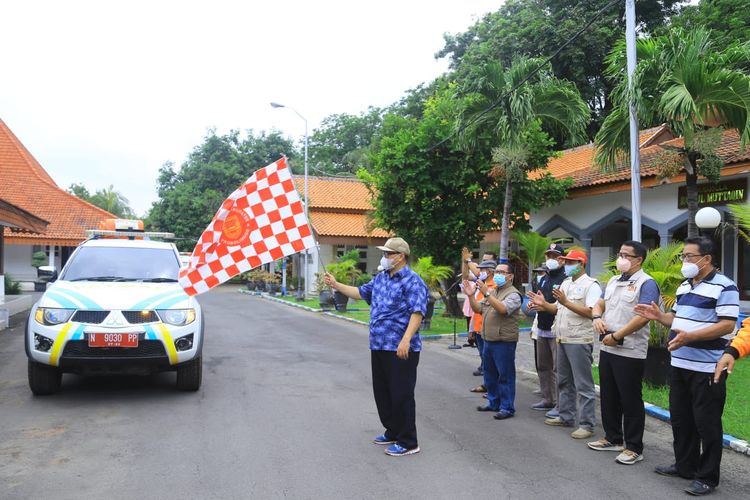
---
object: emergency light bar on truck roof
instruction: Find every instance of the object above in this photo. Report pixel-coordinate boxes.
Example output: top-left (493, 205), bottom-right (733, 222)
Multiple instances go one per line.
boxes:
top-left (86, 218), bottom-right (174, 239)
top-left (86, 229), bottom-right (175, 239)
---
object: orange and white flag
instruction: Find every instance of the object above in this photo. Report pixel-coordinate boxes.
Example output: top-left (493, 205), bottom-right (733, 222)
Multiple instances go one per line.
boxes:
top-left (178, 157), bottom-right (315, 296)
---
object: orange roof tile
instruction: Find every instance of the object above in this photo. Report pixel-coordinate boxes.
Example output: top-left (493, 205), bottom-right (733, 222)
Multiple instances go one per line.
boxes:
top-left (310, 211), bottom-right (390, 239)
top-left (293, 175), bottom-right (375, 210)
top-left (533, 125), bottom-right (673, 181)
top-left (0, 118), bottom-right (115, 245)
top-left (539, 125), bottom-right (750, 192)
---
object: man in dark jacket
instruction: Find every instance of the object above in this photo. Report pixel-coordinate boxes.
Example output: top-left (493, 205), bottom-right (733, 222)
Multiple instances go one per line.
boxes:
top-left (528, 243), bottom-right (566, 415)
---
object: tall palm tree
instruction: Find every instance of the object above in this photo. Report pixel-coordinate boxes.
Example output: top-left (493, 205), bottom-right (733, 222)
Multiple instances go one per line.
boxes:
top-left (458, 58), bottom-right (590, 261)
top-left (595, 28), bottom-right (750, 238)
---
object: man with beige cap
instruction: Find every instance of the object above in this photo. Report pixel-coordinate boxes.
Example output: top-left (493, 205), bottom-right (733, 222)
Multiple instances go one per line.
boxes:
top-left (324, 237), bottom-right (428, 457)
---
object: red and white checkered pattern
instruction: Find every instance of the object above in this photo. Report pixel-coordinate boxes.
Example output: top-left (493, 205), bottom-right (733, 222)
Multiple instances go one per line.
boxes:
top-left (178, 157), bottom-right (315, 296)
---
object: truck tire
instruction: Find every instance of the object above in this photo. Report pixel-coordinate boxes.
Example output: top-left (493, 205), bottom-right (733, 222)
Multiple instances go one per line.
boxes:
top-left (28, 360), bottom-right (62, 395)
top-left (176, 356), bottom-right (202, 391)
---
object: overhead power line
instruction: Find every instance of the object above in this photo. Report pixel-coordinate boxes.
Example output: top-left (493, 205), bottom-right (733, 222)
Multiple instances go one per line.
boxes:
top-left (428, 0), bottom-right (621, 151)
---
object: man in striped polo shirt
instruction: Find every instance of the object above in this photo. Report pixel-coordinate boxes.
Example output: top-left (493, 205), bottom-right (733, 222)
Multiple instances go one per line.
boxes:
top-left (636, 237), bottom-right (739, 496)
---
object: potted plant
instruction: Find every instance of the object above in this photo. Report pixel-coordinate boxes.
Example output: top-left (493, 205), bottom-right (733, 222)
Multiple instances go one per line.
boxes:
top-left (264, 270), bottom-right (281, 295)
top-left (412, 256), bottom-right (454, 330)
top-left (32, 251), bottom-right (48, 291)
top-left (326, 250), bottom-right (362, 311)
top-left (315, 273), bottom-right (335, 310)
top-left (598, 242), bottom-right (684, 386)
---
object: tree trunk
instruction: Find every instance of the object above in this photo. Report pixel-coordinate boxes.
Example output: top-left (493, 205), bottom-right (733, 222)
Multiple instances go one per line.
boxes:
top-left (499, 179), bottom-right (513, 262)
top-left (685, 155), bottom-right (699, 239)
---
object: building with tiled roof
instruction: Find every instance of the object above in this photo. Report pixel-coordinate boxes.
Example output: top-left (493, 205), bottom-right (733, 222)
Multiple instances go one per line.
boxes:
top-left (291, 175), bottom-right (390, 291)
top-left (528, 125), bottom-right (750, 304)
top-left (0, 118), bottom-right (114, 283)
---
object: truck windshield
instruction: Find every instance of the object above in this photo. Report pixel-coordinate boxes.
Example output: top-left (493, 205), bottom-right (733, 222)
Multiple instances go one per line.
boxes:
top-left (61, 246), bottom-right (180, 282)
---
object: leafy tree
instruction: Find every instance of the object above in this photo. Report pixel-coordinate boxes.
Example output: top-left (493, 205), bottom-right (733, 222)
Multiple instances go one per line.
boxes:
top-left (595, 28), bottom-right (750, 237)
top-left (667, 0), bottom-right (750, 50)
top-left (458, 59), bottom-right (590, 262)
top-left (308, 108), bottom-right (383, 175)
top-left (365, 89), bottom-right (572, 313)
top-left (147, 129), bottom-right (298, 250)
top-left (68, 182), bottom-right (91, 200)
top-left (68, 182), bottom-right (135, 218)
top-left (437, 0), bottom-right (684, 137)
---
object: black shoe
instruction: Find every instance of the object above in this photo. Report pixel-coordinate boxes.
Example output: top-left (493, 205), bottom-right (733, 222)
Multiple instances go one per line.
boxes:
top-left (473, 369), bottom-right (483, 376)
top-left (493, 410), bottom-right (514, 420)
top-left (654, 464), bottom-right (681, 477)
top-left (477, 405), bottom-right (497, 412)
top-left (685, 480), bottom-right (715, 496)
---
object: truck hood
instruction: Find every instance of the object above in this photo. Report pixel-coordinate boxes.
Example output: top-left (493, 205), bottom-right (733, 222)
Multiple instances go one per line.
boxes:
top-left (41, 281), bottom-right (193, 311)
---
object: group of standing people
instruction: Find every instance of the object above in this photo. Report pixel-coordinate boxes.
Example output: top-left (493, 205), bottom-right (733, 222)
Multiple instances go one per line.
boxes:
top-left (325, 233), bottom-right (749, 497)
top-left (463, 237), bottom-right (744, 496)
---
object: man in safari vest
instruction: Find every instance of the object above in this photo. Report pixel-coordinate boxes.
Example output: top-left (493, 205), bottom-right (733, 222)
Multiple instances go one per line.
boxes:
top-left (588, 240), bottom-right (660, 466)
top-left (528, 249), bottom-right (601, 440)
top-left (466, 263), bottom-right (522, 420)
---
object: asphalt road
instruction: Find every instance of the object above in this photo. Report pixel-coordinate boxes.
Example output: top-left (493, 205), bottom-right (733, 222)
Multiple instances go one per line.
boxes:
top-left (1, 286), bottom-right (748, 499)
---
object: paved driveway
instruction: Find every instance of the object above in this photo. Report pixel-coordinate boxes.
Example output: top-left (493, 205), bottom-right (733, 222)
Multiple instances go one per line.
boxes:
top-left (0, 285), bottom-right (747, 499)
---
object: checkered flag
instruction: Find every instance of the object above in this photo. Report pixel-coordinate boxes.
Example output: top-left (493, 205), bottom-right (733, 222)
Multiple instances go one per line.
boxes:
top-left (178, 157), bottom-right (315, 296)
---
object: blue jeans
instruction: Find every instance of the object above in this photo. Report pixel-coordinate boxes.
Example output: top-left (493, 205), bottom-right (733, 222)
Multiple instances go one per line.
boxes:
top-left (475, 334), bottom-right (484, 371)
top-left (482, 340), bottom-right (517, 413)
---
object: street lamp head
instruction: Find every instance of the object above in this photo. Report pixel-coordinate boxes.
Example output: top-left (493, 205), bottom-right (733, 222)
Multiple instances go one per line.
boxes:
top-left (695, 207), bottom-right (722, 229)
top-left (270, 102), bottom-right (285, 108)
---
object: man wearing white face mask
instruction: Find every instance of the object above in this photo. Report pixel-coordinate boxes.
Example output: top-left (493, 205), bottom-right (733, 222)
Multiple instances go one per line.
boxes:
top-left (324, 237), bottom-right (428, 457)
top-left (588, 240), bottom-right (659, 466)
top-left (528, 244), bottom-right (566, 416)
top-left (635, 237), bottom-right (738, 496)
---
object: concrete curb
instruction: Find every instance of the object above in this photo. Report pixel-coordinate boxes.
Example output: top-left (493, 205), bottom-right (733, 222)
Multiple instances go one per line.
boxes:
top-left (641, 402), bottom-right (750, 456)
top-left (243, 288), bottom-right (750, 456)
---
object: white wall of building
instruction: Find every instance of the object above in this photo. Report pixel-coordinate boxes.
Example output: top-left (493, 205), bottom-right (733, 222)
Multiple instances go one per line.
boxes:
top-left (533, 183), bottom-right (684, 230)
top-left (3, 244), bottom-right (63, 284)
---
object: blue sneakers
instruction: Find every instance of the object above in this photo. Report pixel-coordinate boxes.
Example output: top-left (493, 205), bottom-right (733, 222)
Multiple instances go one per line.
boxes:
top-left (384, 443), bottom-right (421, 456)
top-left (545, 408), bottom-right (560, 419)
top-left (372, 434), bottom-right (397, 445)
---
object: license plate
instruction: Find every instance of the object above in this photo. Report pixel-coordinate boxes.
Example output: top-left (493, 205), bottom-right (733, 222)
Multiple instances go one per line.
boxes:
top-left (88, 333), bottom-right (139, 348)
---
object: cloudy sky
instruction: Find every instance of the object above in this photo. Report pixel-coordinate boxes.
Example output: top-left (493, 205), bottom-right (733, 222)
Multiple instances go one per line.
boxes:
top-left (1, 0), bottom-right (502, 215)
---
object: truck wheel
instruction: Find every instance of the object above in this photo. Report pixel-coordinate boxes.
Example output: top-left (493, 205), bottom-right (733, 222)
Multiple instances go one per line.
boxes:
top-left (176, 356), bottom-right (202, 391)
top-left (28, 360), bottom-right (62, 395)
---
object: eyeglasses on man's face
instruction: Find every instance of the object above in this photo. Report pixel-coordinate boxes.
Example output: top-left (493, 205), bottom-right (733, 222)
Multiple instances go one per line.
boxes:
top-left (679, 253), bottom-right (705, 262)
top-left (382, 251), bottom-right (398, 257)
top-left (616, 252), bottom-right (639, 260)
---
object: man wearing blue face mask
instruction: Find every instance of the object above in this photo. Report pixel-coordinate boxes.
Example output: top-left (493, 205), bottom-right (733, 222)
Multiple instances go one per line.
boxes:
top-left (466, 263), bottom-right (523, 420)
top-left (324, 237), bottom-right (428, 457)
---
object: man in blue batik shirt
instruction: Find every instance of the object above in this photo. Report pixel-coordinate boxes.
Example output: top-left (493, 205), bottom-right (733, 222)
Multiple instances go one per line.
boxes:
top-left (324, 237), bottom-right (428, 457)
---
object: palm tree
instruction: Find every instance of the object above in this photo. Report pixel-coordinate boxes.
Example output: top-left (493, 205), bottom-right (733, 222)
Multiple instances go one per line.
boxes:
top-left (595, 28), bottom-right (750, 238)
top-left (514, 231), bottom-right (552, 284)
top-left (458, 59), bottom-right (590, 261)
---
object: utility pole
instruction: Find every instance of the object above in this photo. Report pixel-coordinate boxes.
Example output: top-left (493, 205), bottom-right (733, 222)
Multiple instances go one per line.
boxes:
top-left (626, 0), bottom-right (642, 241)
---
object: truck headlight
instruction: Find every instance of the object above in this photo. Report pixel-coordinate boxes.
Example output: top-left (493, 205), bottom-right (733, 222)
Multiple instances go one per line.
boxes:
top-left (34, 307), bottom-right (75, 326)
top-left (157, 309), bottom-right (196, 326)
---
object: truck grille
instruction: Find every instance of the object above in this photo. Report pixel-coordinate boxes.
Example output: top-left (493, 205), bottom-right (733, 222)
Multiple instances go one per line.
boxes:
top-left (122, 310), bottom-right (159, 324)
top-left (71, 310), bottom-right (110, 324)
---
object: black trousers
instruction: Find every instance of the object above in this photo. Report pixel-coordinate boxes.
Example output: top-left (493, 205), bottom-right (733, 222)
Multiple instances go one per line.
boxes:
top-left (599, 350), bottom-right (646, 454)
top-left (669, 366), bottom-right (727, 487)
top-left (371, 349), bottom-right (420, 449)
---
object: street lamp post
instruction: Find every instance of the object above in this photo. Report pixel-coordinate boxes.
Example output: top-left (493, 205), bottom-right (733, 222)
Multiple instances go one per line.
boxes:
top-left (271, 102), bottom-right (309, 300)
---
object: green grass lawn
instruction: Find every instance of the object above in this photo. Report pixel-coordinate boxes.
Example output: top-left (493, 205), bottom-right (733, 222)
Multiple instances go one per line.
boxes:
top-left (592, 359), bottom-right (749, 440)
top-left (273, 294), bottom-right (529, 335)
